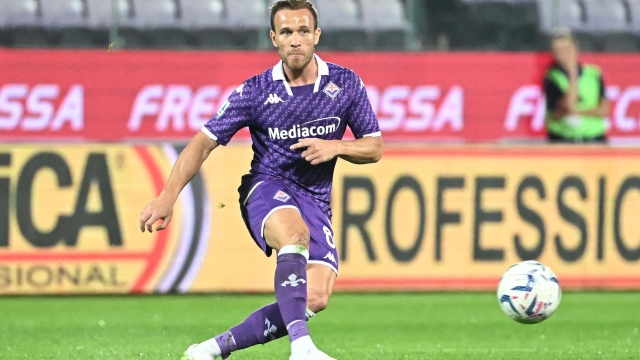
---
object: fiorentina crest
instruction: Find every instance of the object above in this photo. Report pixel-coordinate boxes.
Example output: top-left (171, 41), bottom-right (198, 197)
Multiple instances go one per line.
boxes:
top-left (323, 81), bottom-right (341, 99)
top-left (273, 190), bottom-right (291, 202)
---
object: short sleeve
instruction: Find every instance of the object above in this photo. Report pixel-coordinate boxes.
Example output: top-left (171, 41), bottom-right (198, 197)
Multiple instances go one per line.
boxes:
top-left (543, 77), bottom-right (564, 112)
top-left (202, 80), bottom-right (254, 145)
top-left (345, 74), bottom-right (381, 139)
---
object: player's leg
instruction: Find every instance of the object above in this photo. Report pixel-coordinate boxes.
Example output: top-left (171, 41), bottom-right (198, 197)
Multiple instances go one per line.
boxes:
top-left (183, 183), bottom-right (336, 359)
top-left (261, 208), bottom-right (322, 359)
top-left (287, 264), bottom-right (337, 360)
top-left (288, 198), bottom-right (339, 360)
top-left (182, 207), bottom-right (309, 360)
top-left (264, 199), bottom-right (338, 360)
top-left (187, 263), bottom-right (336, 360)
top-left (305, 263), bottom-right (336, 315)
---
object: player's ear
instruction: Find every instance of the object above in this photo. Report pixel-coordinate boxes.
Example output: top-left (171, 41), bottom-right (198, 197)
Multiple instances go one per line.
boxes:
top-left (314, 27), bottom-right (321, 46)
top-left (270, 30), bottom-right (277, 47)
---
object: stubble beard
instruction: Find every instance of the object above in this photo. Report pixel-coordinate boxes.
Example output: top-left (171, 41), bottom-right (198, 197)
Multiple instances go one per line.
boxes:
top-left (281, 48), bottom-right (314, 74)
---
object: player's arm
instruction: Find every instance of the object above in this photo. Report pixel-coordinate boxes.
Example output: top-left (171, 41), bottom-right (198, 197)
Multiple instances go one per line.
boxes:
top-left (576, 98), bottom-right (610, 117)
top-left (140, 77), bottom-right (253, 232)
top-left (544, 78), bottom-right (568, 120)
top-left (337, 136), bottom-right (382, 164)
top-left (554, 95), bottom-right (610, 118)
top-left (577, 75), bottom-right (609, 118)
top-left (552, 95), bottom-right (571, 119)
top-left (291, 136), bottom-right (382, 166)
top-left (555, 57), bottom-right (580, 115)
top-left (140, 131), bottom-right (219, 232)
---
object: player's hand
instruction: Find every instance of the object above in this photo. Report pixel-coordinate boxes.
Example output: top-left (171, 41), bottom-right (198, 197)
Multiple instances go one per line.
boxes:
top-left (290, 138), bottom-right (341, 165)
top-left (565, 114), bottom-right (582, 129)
top-left (139, 194), bottom-right (175, 233)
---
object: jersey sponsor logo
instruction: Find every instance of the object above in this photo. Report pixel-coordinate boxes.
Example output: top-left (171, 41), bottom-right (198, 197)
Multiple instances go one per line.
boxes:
top-left (323, 252), bottom-right (337, 264)
top-left (264, 94), bottom-right (285, 105)
top-left (268, 117), bottom-right (341, 140)
top-left (323, 81), bottom-right (342, 99)
top-left (281, 274), bottom-right (306, 287)
top-left (273, 190), bottom-right (291, 202)
top-left (215, 100), bottom-right (230, 119)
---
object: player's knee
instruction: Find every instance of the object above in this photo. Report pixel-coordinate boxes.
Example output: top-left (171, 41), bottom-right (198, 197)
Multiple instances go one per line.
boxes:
top-left (307, 291), bottom-right (332, 313)
top-left (288, 230), bottom-right (310, 249)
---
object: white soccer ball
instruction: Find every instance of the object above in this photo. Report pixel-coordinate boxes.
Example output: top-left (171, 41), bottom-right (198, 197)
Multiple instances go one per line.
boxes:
top-left (497, 260), bottom-right (562, 324)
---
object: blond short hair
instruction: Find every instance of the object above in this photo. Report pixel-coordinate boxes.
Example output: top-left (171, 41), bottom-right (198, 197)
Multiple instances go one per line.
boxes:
top-left (551, 27), bottom-right (578, 46)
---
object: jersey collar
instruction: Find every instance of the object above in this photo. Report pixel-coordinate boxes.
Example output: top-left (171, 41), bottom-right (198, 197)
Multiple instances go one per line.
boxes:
top-left (272, 54), bottom-right (329, 96)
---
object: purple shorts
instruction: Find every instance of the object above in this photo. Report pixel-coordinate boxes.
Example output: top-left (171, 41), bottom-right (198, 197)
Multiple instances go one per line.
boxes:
top-left (239, 178), bottom-right (338, 274)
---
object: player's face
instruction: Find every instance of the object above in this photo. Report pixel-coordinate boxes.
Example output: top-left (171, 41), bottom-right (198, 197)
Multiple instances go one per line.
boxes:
top-left (270, 8), bottom-right (321, 72)
top-left (551, 38), bottom-right (578, 66)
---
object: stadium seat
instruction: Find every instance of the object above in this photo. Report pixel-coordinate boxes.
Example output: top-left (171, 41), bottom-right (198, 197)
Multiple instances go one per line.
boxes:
top-left (1, 0), bottom-right (41, 28)
top-left (1, 0), bottom-right (49, 47)
top-left (536, 0), bottom-right (601, 51)
top-left (628, 0), bottom-right (640, 33)
top-left (182, 0), bottom-right (225, 28)
top-left (460, 0), bottom-right (539, 51)
top-left (315, 0), bottom-right (369, 51)
top-left (134, 0), bottom-right (179, 28)
top-left (181, 0), bottom-right (236, 49)
top-left (360, 0), bottom-right (409, 51)
top-left (86, 0), bottom-right (141, 48)
top-left (225, 0), bottom-right (270, 49)
top-left (40, 0), bottom-right (94, 48)
top-left (509, 1), bottom-right (541, 51)
top-left (467, 0), bottom-right (516, 50)
top-left (462, 0), bottom-right (513, 25)
top-left (583, 0), bottom-right (632, 32)
top-left (133, 0), bottom-right (188, 49)
top-left (417, 0), bottom-right (470, 50)
top-left (40, 0), bottom-right (87, 28)
top-left (537, 0), bottom-right (590, 34)
top-left (582, 0), bottom-right (638, 52)
top-left (86, 0), bottom-right (135, 28)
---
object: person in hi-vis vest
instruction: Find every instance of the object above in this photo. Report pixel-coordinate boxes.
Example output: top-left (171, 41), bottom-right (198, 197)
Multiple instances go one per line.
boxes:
top-left (544, 30), bottom-right (610, 143)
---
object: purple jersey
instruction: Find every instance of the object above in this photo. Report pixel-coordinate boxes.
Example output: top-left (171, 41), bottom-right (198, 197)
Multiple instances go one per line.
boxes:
top-left (202, 55), bottom-right (381, 213)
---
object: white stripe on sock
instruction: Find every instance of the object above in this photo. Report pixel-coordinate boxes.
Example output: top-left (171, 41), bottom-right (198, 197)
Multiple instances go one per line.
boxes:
top-left (279, 245), bottom-right (309, 260)
top-left (287, 319), bottom-right (304, 330)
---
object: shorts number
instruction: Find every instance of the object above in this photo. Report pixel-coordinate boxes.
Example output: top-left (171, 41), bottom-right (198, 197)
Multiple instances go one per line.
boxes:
top-left (323, 226), bottom-right (336, 249)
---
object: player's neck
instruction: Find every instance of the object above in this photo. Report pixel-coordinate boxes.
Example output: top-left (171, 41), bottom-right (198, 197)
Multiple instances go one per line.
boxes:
top-left (283, 57), bottom-right (318, 87)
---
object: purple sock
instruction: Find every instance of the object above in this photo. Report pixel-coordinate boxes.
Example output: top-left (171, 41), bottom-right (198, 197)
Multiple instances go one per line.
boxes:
top-left (214, 303), bottom-right (288, 358)
top-left (275, 251), bottom-right (309, 342)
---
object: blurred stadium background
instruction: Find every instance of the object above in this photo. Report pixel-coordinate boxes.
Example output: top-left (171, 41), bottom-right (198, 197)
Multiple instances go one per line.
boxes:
top-left (1, 1), bottom-right (640, 359)
top-left (1, 0), bottom-right (640, 51)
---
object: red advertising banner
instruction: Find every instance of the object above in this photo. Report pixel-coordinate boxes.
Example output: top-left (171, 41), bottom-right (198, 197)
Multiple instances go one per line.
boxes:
top-left (0, 50), bottom-right (639, 142)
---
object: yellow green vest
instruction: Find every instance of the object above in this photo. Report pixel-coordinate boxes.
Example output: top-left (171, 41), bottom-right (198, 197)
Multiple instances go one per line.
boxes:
top-left (545, 65), bottom-right (606, 139)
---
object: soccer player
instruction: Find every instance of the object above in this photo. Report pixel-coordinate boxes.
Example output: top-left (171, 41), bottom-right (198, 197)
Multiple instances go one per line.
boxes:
top-left (139, 1), bottom-right (382, 359)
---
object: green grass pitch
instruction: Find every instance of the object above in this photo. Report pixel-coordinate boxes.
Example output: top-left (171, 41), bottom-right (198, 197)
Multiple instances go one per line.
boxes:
top-left (1, 292), bottom-right (639, 359)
